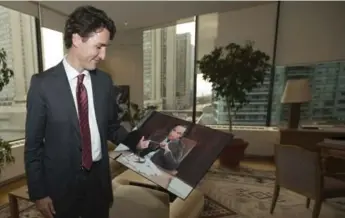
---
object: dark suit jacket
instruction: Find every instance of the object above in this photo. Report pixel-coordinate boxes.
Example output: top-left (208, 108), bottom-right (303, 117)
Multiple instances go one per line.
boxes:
top-left (24, 62), bottom-right (128, 205)
top-left (140, 131), bottom-right (185, 171)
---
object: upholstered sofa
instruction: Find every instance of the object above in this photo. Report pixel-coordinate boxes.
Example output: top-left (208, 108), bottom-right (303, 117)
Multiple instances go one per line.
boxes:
top-left (110, 170), bottom-right (204, 218)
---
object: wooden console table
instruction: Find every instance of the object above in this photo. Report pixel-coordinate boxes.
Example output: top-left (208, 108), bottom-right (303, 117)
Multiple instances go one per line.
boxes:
top-left (280, 128), bottom-right (345, 173)
top-left (317, 141), bottom-right (345, 175)
top-left (280, 128), bottom-right (345, 151)
top-left (317, 141), bottom-right (345, 160)
top-left (8, 185), bottom-right (31, 218)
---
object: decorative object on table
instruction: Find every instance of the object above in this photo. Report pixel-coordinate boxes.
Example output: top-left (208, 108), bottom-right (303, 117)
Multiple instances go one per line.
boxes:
top-left (0, 48), bottom-right (15, 176)
top-left (281, 78), bottom-right (312, 129)
top-left (129, 103), bottom-right (157, 128)
top-left (197, 41), bottom-right (271, 167)
top-left (114, 85), bottom-right (131, 122)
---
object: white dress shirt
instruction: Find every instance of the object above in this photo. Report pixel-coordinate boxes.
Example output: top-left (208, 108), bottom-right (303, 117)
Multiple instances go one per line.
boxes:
top-left (62, 58), bottom-right (102, 161)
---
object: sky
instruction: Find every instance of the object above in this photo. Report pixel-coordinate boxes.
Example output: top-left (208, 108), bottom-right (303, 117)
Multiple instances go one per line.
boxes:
top-left (176, 22), bottom-right (195, 46)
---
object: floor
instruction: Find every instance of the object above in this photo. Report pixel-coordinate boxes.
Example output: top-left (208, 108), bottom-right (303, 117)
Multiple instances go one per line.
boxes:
top-left (0, 158), bottom-right (275, 208)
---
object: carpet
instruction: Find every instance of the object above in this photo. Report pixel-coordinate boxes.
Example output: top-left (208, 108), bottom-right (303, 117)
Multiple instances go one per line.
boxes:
top-left (0, 196), bottom-right (234, 218)
top-left (198, 166), bottom-right (345, 218)
top-left (2, 166), bottom-right (345, 218)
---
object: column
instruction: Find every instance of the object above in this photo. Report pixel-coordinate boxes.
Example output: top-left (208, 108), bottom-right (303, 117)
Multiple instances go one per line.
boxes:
top-left (9, 10), bottom-right (26, 103)
top-left (21, 14), bottom-right (38, 94)
top-left (165, 26), bottom-right (176, 110)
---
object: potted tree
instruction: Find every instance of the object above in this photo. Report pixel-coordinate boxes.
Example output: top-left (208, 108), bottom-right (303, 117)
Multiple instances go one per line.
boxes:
top-left (0, 47), bottom-right (15, 175)
top-left (197, 41), bottom-right (271, 167)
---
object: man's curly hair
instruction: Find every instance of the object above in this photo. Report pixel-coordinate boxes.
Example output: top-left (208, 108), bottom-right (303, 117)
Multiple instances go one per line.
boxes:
top-left (64, 5), bottom-right (116, 49)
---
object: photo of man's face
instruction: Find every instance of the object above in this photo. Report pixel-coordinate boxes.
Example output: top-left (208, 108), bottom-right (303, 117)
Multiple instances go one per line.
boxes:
top-left (167, 125), bottom-right (186, 141)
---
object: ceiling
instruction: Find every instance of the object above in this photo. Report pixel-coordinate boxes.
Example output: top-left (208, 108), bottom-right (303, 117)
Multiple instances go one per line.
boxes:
top-left (38, 1), bottom-right (270, 31)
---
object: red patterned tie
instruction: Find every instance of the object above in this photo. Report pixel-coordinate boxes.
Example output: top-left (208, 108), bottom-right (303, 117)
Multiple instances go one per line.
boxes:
top-left (76, 74), bottom-right (92, 170)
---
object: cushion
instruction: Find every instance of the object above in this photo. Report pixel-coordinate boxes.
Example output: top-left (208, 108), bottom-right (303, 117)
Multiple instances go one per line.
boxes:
top-left (110, 184), bottom-right (170, 218)
top-left (112, 170), bottom-right (205, 218)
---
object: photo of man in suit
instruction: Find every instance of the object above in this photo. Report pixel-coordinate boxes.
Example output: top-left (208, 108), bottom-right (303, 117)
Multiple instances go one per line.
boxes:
top-left (138, 125), bottom-right (188, 171)
top-left (24, 5), bottom-right (146, 218)
top-left (115, 122), bottom-right (196, 199)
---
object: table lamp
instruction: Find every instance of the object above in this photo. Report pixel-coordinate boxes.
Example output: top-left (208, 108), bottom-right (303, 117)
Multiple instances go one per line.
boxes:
top-left (281, 78), bottom-right (312, 128)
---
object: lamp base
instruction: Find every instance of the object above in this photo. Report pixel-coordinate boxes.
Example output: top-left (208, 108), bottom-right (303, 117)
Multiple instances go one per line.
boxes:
top-left (288, 103), bottom-right (301, 129)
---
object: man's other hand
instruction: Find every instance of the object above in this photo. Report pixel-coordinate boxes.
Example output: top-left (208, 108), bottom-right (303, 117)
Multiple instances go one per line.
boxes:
top-left (35, 196), bottom-right (56, 218)
top-left (137, 136), bottom-right (149, 149)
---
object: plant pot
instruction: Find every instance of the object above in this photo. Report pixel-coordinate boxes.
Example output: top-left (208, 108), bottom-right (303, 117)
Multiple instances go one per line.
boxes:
top-left (218, 138), bottom-right (248, 168)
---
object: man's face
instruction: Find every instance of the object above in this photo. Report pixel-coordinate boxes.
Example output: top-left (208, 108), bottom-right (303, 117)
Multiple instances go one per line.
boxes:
top-left (168, 125), bottom-right (186, 141)
top-left (72, 28), bottom-right (110, 71)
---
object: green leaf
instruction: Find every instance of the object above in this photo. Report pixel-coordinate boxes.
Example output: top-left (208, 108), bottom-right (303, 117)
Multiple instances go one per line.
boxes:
top-left (0, 47), bottom-right (14, 93)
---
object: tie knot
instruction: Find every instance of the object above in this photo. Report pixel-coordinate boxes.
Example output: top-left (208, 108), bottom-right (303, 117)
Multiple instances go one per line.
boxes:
top-left (77, 74), bottom-right (85, 84)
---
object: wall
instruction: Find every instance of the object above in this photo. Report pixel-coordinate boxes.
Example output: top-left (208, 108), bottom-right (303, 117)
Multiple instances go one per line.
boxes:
top-left (99, 28), bottom-right (144, 106)
top-left (216, 2), bottom-right (277, 61)
top-left (233, 129), bottom-right (279, 157)
top-left (276, 1), bottom-right (345, 65)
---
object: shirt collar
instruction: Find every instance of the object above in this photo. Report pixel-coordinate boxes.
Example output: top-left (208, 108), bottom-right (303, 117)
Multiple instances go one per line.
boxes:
top-left (62, 56), bottom-right (90, 81)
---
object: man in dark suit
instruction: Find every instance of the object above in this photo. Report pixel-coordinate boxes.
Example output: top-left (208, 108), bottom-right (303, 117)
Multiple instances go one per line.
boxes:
top-left (24, 5), bottom-right (148, 218)
top-left (138, 125), bottom-right (188, 171)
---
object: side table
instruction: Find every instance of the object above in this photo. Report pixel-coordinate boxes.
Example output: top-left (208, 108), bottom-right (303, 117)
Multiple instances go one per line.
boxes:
top-left (317, 141), bottom-right (345, 177)
top-left (8, 185), bottom-right (31, 218)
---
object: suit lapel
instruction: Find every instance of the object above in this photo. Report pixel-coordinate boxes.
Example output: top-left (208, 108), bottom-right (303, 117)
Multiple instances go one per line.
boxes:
top-left (53, 62), bottom-right (81, 140)
top-left (53, 63), bottom-right (105, 143)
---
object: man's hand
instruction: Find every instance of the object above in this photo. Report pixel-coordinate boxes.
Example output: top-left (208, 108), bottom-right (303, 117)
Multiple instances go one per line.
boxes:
top-left (160, 142), bottom-right (170, 153)
top-left (35, 196), bottom-right (55, 218)
top-left (137, 136), bottom-right (150, 149)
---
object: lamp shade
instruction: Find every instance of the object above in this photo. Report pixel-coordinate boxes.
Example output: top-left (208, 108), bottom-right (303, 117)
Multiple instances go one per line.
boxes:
top-left (281, 78), bottom-right (312, 103)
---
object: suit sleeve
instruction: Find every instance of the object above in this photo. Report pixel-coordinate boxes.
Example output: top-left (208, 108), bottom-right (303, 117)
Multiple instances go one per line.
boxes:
top-left (24, 75), bottom-right (47, 201)
top-left (107, 77), bottom-right (129, 145)
top-left (162, 142), bottom-right (184, 170)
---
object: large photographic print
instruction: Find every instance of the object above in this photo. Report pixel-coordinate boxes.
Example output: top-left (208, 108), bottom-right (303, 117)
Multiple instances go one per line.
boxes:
top-left (115, 111), bottom-right (233, 199)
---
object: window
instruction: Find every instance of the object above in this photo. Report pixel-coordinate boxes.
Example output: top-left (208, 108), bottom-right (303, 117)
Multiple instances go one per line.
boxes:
top-left (271, 61), bottom-right (345, 126)
top-left (0, 5), bottom-right (39, 140)
top-left (142, 2), bottom-right (345, 128)
top-left (143, 18), bottom-right (196, 120)
top-left (41, 27), bottom-right (64, 70)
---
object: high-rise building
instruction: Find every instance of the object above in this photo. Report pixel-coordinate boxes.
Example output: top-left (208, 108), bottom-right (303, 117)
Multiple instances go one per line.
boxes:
top-left (212, 73), bottom-right (271, 126)
top-left (143, 27), bottom-right (194, 111)
top-left (271, 61), bottom-right (345, 126)
top-left (175, 33), bottom-right (192, 109)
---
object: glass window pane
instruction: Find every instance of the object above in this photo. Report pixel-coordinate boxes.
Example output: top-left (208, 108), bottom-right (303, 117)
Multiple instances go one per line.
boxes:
top-left (0, 5), bottom-right (38, 141)
top-left (41, 27), bottom-right (64, 70)
top-left (271, 61), bottom-right (345, 126)
top-left (143, 18), bottom-right (196, 121)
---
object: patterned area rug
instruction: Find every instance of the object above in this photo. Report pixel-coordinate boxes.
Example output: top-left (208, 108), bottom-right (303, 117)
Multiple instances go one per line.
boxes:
top-left (198, 166), bottom-right (345, 218)
top-left (0, 196), bottom-right (235, 218)
top-left (201, 196), bottom-right (237, 218)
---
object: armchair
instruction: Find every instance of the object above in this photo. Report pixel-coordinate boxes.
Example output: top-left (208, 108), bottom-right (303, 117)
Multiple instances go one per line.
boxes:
top-left (270, 143), bottom-right (345, 218)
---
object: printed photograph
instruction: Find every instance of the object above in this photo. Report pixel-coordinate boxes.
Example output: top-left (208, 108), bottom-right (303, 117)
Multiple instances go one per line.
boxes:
top-left (115, 111), bottom-right (233, 199)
